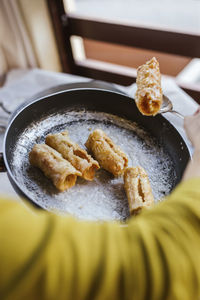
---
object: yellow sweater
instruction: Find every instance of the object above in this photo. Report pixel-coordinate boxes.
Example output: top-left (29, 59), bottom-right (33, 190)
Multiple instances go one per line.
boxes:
top-left (0, 178), bottom-right (200, 300)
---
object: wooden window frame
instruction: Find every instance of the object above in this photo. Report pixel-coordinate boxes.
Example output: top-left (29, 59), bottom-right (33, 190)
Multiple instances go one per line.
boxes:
top-left (47, 0), bottom-right (200, 102)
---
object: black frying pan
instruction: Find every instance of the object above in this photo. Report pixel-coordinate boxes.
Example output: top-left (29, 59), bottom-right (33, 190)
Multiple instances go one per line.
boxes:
top-left (0, 86), bottom-right (190, 220)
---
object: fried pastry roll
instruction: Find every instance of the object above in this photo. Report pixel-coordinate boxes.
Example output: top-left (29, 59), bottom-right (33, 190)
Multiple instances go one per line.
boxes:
top-left (85, 129), bottom-right (128, 177)
top-left (135, 57), bottom-right (163, 116)
top-left (124, 166), bottom-right (154, 215)
top-left (29, 144), bottom-right (81, 191)
top-left (45, 131), bottom-right (100, 181)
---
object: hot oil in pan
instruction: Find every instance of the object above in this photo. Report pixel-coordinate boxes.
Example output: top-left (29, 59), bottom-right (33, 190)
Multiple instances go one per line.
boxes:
top-left (12, 110), bottom-right (176, 221)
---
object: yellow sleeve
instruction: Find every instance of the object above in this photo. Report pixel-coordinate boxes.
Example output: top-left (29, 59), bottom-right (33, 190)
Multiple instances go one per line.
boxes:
top-left (0, 178), bottom-right (200, 300)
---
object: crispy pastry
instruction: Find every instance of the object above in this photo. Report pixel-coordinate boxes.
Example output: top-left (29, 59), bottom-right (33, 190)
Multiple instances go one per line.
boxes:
top-left (85, 129), bottom-right (128, 176)
top-left (45, 131), bottom-right (100, 180)
top-left (124, 166), bottom-right (154, 215)
top-left (29, 144), bottom-right (81, 191)
top-left (135, 57), bottom-right (163, 116)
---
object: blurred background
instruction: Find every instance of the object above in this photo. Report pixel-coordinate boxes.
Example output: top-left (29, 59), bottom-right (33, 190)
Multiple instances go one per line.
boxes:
top-left (70, 0), bottom-right (200, 77)
top-left (0, 0), bottom-right (200, 99)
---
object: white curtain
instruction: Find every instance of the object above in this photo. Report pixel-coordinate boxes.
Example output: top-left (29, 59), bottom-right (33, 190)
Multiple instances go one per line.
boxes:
top-left (0, 0), bottom-right (37, 84)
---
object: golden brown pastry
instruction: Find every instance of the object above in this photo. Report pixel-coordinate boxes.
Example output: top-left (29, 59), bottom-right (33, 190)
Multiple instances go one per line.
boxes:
top-left (29, 144), bottom-right (81, 191)
top-left (124, 166), bottom-right (154, 215)
top-left (135, 57), bottom-right (163, 116)
top-left (45, 131), bottom-right (100, 181)
top-left (85, 129), bottom-right (128, 177)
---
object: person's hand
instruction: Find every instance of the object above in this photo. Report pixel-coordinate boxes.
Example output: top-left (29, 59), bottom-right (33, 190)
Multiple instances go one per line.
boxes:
top-left (184, 107), bottom-right (200, 150)
top-left (183, 107), bottom-right (200, 181)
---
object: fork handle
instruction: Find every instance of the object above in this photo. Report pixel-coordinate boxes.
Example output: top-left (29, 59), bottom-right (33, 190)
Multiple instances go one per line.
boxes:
top-left (162, 110), bottom-right (184, 119)
top-left (170, 110), bottom-right (184, 119)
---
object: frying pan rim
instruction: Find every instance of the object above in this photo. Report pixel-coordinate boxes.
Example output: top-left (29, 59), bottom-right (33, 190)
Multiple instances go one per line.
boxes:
top-left (3, 88), bottom-right (191, 209)
top-left (8, 87), bottom-right (127, 123)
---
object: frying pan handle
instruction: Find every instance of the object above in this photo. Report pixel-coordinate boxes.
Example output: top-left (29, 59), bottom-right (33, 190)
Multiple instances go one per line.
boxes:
top-left (0, 102), bottom-right (11, 131)
top-left (0, 153), bottom-right (6, 172)
top-left (0, 102), bottom-right (11, 115)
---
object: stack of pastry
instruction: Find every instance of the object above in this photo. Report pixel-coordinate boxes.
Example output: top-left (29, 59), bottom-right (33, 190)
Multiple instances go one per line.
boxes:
top-left (85, 129), bottom-right (154, 215)
top-left (29, 128), bottom-right (154, 215)
top-left (135, 57), bottom-right (163, 116)
top-left (29, 131), bottom-right (100, 191)
top-left (123, 167), bottom-right (154, 215)
top-left (29, 57), bottom-right (160, 215)
top-left (85, 129), bottom-right (128, 177)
